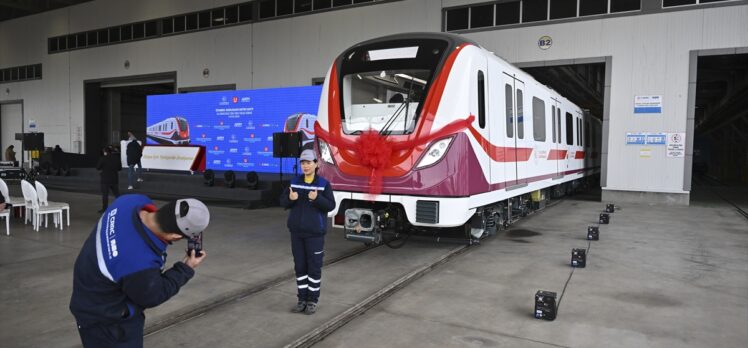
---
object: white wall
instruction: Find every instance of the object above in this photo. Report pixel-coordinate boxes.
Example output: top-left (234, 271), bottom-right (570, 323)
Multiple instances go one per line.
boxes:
top-left (1, 0), bottom-right (747, 198)
top-left (0, 0), bottom-right (441, 154)
top-left (463, 5), bottom-right (748, 197)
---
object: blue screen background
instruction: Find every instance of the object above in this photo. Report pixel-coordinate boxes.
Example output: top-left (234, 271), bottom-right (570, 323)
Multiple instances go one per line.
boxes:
top-left (146, 86), bottom-right (322, 173)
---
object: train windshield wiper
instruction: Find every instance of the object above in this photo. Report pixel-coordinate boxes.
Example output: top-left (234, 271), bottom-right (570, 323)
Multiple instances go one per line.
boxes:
top-left (379, 100), bottom-right (408, 136)
top-left (380, 76), bottom-right (416, 136)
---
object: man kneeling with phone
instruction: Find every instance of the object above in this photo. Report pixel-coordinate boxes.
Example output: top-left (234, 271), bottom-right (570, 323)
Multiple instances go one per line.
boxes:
top-left (70, 195), bottom-right (210, 347)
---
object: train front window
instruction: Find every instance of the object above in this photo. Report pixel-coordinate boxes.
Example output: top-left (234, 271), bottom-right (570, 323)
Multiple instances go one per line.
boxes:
top-left (339, 39), bottom-right (448, 135)
top-left (341, 69), bottom-right (429, 134)
top-left (177, 118), bottom-right (187, 131)
top-left (285, 114), bottom-right (300, 132)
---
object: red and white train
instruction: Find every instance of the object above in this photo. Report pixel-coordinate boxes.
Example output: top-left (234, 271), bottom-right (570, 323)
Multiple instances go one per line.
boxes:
top-left (146, 116), bottom-right (190, 145)
top-left (284, 113), bottom-right (317, 151)
top-left (314, 33), bottom-right (601, 244)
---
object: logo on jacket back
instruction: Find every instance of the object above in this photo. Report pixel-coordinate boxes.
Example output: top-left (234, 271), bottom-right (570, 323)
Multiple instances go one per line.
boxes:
top-left (106, 208), bottom-right (119, 258)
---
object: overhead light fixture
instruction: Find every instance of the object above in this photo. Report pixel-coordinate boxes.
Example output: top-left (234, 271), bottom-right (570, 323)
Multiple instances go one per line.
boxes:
top-left (395, 73), bottom-right (427, 85)
top-left (356, 74), bottom-right (362, 80)
top-left (372, 98), bottom-right (382, 103)
top-left (214, 17), bottom-right (225, 22)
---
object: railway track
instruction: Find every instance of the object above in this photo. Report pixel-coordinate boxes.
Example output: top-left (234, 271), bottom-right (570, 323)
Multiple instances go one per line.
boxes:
top-left (144, 244), bottom-right (379, 336)
top-left (694, 176), bottom-right (748, 220)
top-left (283, 197), bottom-right (570, 347)
top-left (284, 244), bottom-right (471, 348)
top-left (145, 194), bottom-right (571, 345)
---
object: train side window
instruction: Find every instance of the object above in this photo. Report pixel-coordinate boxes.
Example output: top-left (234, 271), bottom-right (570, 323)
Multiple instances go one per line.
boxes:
top-left (505, 84), bottom-right (513, 138)
top-left (551, 105), bottom-right (556, 143)
top-left (532, 97), bottom-right (545, 142)
top-left (565, 112), bottom-right (573, 145)
top-left (556, 108), bottom-right (561, 144)
top-left (516, 89), bottom-right (524, 139)
top-left (478, 71), bottom-right (486, 129)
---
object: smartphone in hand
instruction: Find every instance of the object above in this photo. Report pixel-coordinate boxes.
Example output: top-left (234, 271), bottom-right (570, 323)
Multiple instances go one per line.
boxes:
top-left (187, 232), bottom-right (203, 257)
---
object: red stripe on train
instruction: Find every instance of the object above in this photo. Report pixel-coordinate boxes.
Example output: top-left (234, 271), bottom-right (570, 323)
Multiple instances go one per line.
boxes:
top-left (467, 125), bottom-right (533, 162)
top-left (547, 149), bottom-right (567, 160)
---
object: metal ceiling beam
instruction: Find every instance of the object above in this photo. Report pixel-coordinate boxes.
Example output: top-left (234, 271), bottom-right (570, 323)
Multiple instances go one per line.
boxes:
top-left (0, 0), bottom-right (40, 12)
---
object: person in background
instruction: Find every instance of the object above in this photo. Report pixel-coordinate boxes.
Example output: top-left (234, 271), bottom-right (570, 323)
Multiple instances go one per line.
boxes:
top-left (5, 145), bottom-right (16, 163)
top-left (52, 145), bottom-right (65, 171)
top-left (97, 146), bottom-right (122, 213)
top-left (126, 131), bottom-right (144, 190)
top-left (70, 195), bottom-right (209, 348)
top-left (279, 149), bottom-right (336, 315)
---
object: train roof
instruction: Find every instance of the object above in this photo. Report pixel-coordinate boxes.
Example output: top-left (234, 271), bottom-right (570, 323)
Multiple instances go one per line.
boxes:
top-left (338, 32), bottom-right (480, 59)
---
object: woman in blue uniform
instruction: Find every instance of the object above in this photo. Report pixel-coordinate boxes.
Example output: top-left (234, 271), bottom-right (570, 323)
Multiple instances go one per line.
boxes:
top-left (280, 149), bottom-right (336, 315)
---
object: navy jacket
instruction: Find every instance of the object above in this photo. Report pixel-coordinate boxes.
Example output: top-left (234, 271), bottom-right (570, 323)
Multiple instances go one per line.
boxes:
top-left (279, 174), bottom-right (336, 235)
top-left (96, 152), bottom-right (122, 184)
top-left (126, 140), bottom-right (142, 166)
top-left (69, 194), bottom-right (194, 328)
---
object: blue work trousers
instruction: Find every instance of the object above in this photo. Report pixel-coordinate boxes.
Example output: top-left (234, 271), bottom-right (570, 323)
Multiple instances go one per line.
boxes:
top-left (291, 233), bottom-right (325, 303)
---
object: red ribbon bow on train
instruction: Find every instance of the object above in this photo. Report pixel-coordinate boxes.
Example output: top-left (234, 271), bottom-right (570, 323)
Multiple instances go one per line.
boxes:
top-left (314, 115), bottom-right (475, 195)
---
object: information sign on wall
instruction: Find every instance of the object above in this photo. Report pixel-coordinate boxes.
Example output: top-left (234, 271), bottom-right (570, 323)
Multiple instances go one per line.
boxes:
top-left (626, 133), bottom-right (666, 145)
top-left (667, 133), bottom-right (685, 158)
top-left (626, 133), bottom-right (646, 145)
top-left (634, 95), bottom-right (662, 114)
top-left (538, 36), bottom-right (552, 50)
top-left (645, 133), bottom-right (666, 145)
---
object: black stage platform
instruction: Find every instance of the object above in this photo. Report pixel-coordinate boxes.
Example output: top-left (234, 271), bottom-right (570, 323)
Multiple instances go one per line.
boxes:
top-left (33, 169), bottom-right (289, 209)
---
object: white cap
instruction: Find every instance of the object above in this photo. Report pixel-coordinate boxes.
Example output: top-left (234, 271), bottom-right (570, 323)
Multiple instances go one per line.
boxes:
top-left (299, 149), bottom-right (317, 162)
top-left (174, 198), bottom-right (210, 237)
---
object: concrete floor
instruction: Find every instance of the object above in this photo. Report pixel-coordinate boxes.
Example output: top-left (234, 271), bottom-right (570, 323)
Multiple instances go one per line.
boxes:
top-left (318, 188), bottom-right (748, 348)
top-left (0, 185), bottom-right (746, 348)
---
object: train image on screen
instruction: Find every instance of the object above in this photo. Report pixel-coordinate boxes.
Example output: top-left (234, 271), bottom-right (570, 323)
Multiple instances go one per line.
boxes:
top-left (284, 113), bottom-right (317, 151)
top-left (147, 117), bottom-right (190, 145)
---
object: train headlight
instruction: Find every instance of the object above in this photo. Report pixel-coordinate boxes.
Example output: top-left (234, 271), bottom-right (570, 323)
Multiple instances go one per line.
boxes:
top-left (416, 137), bottom-right (453, 169)
top-left (318, 139), bottom-right (335, 164)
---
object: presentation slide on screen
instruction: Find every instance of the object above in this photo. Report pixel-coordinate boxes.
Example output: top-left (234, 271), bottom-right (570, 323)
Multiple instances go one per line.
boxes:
top-left (146, 86), bottom-right (322, 173)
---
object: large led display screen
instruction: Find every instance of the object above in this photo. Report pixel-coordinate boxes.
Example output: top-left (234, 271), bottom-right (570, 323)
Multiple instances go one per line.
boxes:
top-left (146, 86), bottom-right (322, 173)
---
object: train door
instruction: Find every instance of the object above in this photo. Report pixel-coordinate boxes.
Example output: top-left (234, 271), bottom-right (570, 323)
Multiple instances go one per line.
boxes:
top-left (474, 57), bottom-right (490, 187)
top-left (551, 98), bottom-right (562, 177)
top-left (501, 73), bottom-right (524, 187)
top-left (575, 111), bottom-right (583, 171)
top-left (514, 80), bottom-right (527, 185)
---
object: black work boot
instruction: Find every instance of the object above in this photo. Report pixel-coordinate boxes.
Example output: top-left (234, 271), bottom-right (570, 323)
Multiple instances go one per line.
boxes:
top-left (304, 301), bottom-right (318, 315)
top-left (291, 301), bottom-right (306, 313)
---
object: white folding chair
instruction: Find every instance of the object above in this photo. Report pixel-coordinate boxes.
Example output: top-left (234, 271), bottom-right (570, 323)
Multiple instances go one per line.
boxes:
top-left (0, 178), bottom-right (27, 218)
top-left (21, 180), bottom-right (62, 231)
top-left (0, 209), bottom-right (8, 236)
top-left (35, 181), bottom-right (70, 228)
top-left (20, 180), bottom-right (35, 225)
